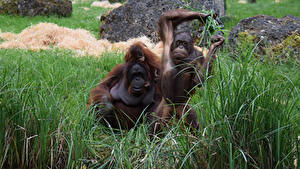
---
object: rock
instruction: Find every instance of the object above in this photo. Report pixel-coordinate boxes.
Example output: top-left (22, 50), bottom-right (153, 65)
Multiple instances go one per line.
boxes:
top-left (248, 0), bottom-right (256, 3)
top-left (99, 0), bottom-right (225, 43)
top-left (107, 0), bottom-right (125, 3)
top-left (228, 15), bottom-right (300, 59)
top-left (0, 0), bottom-right (72, 17)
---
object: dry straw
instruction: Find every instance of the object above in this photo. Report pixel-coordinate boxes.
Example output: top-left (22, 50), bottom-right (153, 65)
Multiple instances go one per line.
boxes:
top-left (0, 23), bottom-right (209, 58)
top-left (0, 23), bottom-right (162, 57)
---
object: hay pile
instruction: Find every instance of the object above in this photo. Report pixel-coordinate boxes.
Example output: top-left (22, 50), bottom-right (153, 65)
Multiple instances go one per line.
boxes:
top-left (91, 1), bottom-right (122, 9)
top-left (0, 23), bottom-right (210, 58)
top-left (0, 23), bottom-right (161, 57)
top-left (238, 0), bottom-right (247, 4)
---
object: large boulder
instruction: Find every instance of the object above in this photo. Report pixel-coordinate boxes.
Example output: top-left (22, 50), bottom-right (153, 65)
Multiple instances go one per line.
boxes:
top-left (99, 0), bottom-right (225, 43)
top-left (228, 15), bottom-right (300, 59)
top-left (0, 0), bottom-right (72, 17)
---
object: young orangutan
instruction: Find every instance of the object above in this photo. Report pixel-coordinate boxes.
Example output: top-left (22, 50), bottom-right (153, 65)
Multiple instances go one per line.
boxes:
top-left (153, 9), bottom-right (225, 133)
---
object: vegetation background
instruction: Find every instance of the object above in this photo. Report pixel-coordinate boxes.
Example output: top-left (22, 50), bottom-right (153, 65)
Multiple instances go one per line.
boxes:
top-left (0, 0), bottom-right (299, 168)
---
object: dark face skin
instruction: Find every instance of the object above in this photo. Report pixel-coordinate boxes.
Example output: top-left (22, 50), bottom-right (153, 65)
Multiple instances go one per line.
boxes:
top-left (127, 64), bottom-right (148, 96)
top-left (170, 32), bottom-right (193, 64)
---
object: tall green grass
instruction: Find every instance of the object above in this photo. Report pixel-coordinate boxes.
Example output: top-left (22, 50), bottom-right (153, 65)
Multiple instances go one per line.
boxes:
top-left (80, 46), bottom-right (299, 168)
top-left (193, 46), bottom-right (299, 168)
top-left (0, 0), bottom-right (299, 168)
top-left (0, 49), bottom-right (123, 168)
top-left (0, 40), bottom-right (298, 169)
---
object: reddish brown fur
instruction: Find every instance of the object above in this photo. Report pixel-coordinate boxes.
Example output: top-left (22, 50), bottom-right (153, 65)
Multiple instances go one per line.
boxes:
top-left (88, 42), bottom-right (162, 129)
top-left (153, 9), bottom-right (225, 134)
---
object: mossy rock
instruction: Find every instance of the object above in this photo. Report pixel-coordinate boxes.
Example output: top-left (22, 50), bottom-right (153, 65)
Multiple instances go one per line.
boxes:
top-left (0, 0), bottom-right (72, 17)
top-left (229, 15), bottom-right (300, 60)
top-left (282, 33), bottom-right (300, 48)
top-left (269, 33), bottom-right (300, 61)
top-left (238, 31), bottom-right (257, 44)
top-left (0, 0), bottom-right (19, 15)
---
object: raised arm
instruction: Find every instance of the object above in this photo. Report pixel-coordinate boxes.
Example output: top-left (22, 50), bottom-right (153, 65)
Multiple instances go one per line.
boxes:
top-left (158, 9), bottom-right (211, 42)
top-left (192, 35), bottom-right (225, 86)
top-left (157, 9), bottom-right (212, 66)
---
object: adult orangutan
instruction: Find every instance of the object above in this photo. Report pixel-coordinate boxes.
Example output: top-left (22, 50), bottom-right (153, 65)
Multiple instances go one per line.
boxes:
top-left (153, 9), bottom-right (225, 133)
top-left (88, 42), bottom-right (161, 129)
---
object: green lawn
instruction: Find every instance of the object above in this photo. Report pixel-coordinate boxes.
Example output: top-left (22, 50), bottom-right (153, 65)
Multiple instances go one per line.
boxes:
top-left (0, 0), bottom-right (299, 168)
